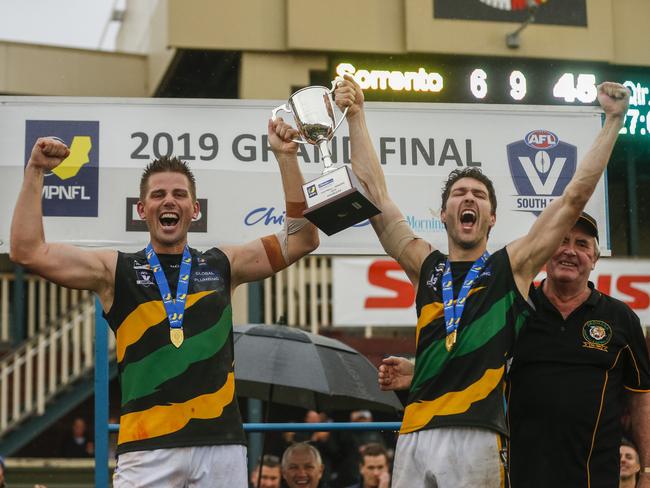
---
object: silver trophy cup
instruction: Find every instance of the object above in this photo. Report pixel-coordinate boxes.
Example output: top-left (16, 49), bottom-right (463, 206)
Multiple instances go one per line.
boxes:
top-left (272, 81), bottom-right (380, 235)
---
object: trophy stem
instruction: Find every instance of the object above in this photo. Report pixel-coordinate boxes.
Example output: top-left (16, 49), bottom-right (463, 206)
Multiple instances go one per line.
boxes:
top-left (317, 139), bottom-right (336, 172)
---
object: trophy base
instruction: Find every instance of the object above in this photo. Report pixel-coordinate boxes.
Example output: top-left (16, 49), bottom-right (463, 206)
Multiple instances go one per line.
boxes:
top-left (302, 166), bottom-right (380, 236)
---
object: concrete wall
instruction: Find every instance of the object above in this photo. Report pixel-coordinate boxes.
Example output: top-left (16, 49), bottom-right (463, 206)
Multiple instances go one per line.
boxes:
top-left (0, 42), bottom-right (147, 97)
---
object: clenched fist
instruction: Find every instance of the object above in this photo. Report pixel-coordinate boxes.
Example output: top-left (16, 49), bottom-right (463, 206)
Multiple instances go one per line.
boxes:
top-left (334, 74), bottom-right (365, 118)
top-left (597, 82), bottom-right (630, 119)
top-left (28, 137), bottom-right (70, 172)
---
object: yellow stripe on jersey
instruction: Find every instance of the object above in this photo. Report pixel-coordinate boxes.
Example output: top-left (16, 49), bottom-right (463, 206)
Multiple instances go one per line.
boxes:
top-left (415, 287), bottom-right (487, 347)
top-left (116, 290), bottom-right (215, 362)
top-left (118, 371), bottom-right (236, 444)
top-left (415, 302), bottom-right (444, 347)
top-left (400, 365), bottom-right (504, 434)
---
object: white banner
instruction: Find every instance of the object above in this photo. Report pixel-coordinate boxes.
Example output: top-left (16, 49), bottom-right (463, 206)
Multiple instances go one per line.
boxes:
top-left (332, 257), bottom-right (650, 326)
top-left (0, 97), bottom-right (606, 254)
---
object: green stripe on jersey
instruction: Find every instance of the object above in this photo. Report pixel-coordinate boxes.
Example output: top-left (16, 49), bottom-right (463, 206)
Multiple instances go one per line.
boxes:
top-left (411, 291), bottom-right (524, 392)
top-left (120, 306), bottom-right (232, 406)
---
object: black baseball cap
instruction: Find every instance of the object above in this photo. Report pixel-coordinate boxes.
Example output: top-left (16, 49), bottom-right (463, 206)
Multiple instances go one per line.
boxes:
top-left (575, 211), bottom-right (599, 241)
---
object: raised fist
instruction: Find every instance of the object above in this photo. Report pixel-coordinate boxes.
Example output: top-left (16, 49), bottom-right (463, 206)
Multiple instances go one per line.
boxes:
top-left (597, 82), bottom-right (630, 119)
top-left (28, 137), bottom-right (70, 172)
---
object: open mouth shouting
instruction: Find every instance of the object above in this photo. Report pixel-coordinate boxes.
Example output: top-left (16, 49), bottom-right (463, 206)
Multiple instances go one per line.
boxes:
top-left (459, 208), bottom-right (477, 230)
top-left (159, 212), bottom-right (180, 229)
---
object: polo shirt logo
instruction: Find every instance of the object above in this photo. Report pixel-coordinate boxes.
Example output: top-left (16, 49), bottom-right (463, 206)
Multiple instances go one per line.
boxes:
top-left (582, 320), bottom-right (612, 352)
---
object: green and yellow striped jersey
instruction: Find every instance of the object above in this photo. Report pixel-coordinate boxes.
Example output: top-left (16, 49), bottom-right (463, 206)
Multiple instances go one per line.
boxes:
top-left (402, 248), bottom-right (531, 435)
top-left (105, 247), bottom-right (245, 455)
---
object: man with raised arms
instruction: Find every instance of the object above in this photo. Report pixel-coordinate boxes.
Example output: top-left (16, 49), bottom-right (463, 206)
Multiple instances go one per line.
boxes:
top-left (10, 119), bottom-right (319, 487)
top-left (334, 76), bottom-right (629, 487)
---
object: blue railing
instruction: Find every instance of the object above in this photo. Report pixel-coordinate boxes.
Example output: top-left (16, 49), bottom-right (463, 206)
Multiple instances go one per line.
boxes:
top-left (107, 422), bottom-right (402, 433)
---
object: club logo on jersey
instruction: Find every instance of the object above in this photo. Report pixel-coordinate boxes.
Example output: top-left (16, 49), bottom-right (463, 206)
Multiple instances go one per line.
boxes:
top-left (507, 130), bottom-right (577, 216)
top-left (425, 262), bottom-right (447, 291)
top-left (582, 320), bottom-right (612, 352)
top-left (25, 120), bottom-right (100, 217)
top-left (135, 270), bottom-right (155, 287)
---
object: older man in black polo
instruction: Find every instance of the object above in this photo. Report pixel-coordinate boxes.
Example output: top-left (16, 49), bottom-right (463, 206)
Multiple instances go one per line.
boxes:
top-left (507, 212), bottom-right (650, 488)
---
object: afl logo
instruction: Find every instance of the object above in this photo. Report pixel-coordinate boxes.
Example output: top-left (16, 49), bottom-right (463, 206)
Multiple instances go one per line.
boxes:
top-left (524, 130), bottom-right (559, 149)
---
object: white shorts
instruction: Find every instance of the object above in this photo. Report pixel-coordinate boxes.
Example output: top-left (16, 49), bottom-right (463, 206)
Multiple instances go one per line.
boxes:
top-left (113, 444), bottom-right (248, 488)
top-left (391, 427), bottom-right (506, 488)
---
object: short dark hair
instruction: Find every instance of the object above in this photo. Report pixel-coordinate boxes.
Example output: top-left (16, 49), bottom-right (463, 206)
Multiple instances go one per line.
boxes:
top-left (258, 454), bottom-right (281, 469)
top-left (139, 156), bottom-right (196, 201)
top-left (441, 168), bottom-right (497, 215)
top-left (359, 443), bottom-right (388, 465)
top-left (621, 438), bottom-right (638, 453)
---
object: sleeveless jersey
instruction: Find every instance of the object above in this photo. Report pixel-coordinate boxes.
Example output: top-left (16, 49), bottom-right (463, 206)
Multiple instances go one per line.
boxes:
top-left (401, 247), bottom-right (531, 435)
top-left (104, 247), bottom-right (245, 455)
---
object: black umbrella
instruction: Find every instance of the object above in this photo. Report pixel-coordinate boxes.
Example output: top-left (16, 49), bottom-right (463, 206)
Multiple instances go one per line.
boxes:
top-left (233, 324), bottom-right (403, 413)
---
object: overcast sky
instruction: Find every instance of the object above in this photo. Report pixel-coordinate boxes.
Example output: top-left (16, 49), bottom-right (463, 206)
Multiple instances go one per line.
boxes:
top-left (0, 0), bottom-right (119, 50)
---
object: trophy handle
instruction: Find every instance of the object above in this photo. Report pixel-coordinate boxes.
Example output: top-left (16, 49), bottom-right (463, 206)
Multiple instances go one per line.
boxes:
top-left (330, 79), bottom-right (349, 133)
top-left (271, 103), bottom-right (307, 144)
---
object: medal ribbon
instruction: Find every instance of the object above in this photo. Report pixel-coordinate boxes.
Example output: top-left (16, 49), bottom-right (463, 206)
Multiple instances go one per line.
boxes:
top-left (145, 243), bottom-right (192, 331)
top-left (442, 251), bottom-right (490, 339)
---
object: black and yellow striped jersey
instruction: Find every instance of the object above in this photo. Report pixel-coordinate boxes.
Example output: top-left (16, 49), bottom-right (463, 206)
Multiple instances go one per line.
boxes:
top-left (105, 247), bottom-right (245, 455)
top-left (402, 247), bottom-right (531, 435)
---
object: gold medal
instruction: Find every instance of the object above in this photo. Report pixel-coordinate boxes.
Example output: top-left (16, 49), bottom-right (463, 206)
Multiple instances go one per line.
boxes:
top-left (170, 328), bottom-right (184, 348)
top-left (445, 330), bottom-right (457, 352)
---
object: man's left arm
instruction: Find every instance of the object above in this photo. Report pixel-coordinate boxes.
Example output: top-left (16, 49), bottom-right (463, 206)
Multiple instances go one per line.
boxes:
top-left (225, 118), bottom-right (319, 289)
top-left (629, 391), bottom-right (650, 487)
top-left (507, 82), bottom-right (629, 296)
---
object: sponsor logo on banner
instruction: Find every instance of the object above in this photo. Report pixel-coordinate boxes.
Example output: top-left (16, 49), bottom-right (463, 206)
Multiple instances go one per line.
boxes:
top-left (25, 120), bottom-right (100, 217)
top-left (507, 129), bottom-right (577, 215)
top-left (125, 198), bottom-right (208, 232)
top-left (244, 206), bottom-right (370, 228)
top-left (333, 257), bottom-right (650, 326)
top-left (406, 212), bottom-right (446, 234)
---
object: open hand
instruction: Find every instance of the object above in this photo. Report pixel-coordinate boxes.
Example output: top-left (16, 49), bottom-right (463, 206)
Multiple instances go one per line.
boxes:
top-left (378, 356), bottom-right (414, 391)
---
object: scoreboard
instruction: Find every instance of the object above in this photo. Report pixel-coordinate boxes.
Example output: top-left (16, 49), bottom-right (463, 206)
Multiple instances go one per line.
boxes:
top-left (330, 54), bottom-right (650, 140)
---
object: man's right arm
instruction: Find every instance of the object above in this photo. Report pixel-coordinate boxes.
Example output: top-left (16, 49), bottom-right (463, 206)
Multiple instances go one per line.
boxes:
top-left (10, 138), bottom-right (116, 310)
top-left (335, 76), bottom-right (432, 286)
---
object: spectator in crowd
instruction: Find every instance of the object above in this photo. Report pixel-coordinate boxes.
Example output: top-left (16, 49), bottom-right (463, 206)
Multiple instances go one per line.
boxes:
top-left (343, 443), bottom-right (390, 488)
top-left (61, 417), bottom-right (93, 458)
top-left (295, 410), bottom-right (336, 486)
top-left (335, 410), bottom-right (392, 487)
top-left (250, 454), bottom-right (281, 488)
top-left (282, 442), bottom-right (324, 488)
top-left (620, 440), bottom-right (641, 488)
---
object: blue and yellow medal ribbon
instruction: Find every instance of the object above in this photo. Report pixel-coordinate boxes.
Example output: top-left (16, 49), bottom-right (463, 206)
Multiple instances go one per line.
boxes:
top-left (145, 243), bottom-right (192, 348)
top-left (441, 251), bottom-right (489, 352)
